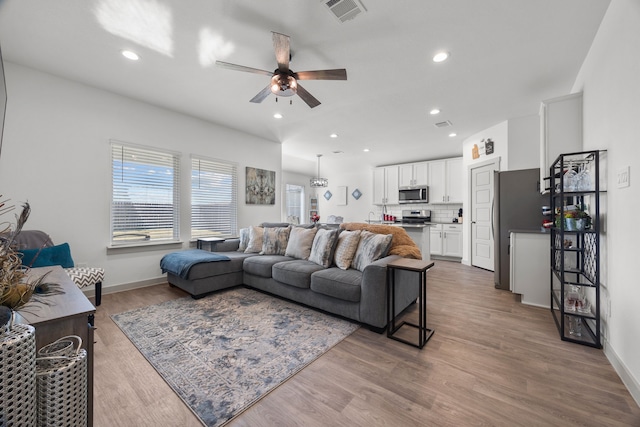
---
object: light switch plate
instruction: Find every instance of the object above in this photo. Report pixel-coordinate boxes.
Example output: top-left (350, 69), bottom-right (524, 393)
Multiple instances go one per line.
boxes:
top-left (617, 166), bottom-right (630, 188)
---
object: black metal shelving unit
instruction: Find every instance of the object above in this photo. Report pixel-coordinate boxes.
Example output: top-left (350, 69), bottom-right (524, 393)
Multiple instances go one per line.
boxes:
top-left (549, 150), bottom-right (604, 348)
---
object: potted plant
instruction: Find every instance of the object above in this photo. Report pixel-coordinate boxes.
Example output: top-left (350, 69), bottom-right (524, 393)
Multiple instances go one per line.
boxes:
top-left (555, 205), bottom-right (591, 231)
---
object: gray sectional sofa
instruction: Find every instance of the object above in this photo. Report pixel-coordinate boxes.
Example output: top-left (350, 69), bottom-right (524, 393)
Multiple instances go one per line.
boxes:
top-left (163, 223), bottom-right (421, 331)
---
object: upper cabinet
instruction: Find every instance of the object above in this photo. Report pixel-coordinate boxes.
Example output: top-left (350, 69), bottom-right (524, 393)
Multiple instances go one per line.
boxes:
top-left (428, 158), bottom-right (463, 204)
top-left (399, 162), bottom-right (428, 188)
top-left (373, 165), bottom-right (399, 205)
top-left (539, 92), bottom-right (582, 192)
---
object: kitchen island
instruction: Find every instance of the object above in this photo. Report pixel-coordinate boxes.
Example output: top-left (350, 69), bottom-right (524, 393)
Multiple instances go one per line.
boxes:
top-left (396, 223), bottom-right (433, 261)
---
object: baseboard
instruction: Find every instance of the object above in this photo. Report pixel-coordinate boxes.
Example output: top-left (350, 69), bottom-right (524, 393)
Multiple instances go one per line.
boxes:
top-left (80, 276), bottom-right (166, 299)
top-left (604, 338), bottom-right (640, 407)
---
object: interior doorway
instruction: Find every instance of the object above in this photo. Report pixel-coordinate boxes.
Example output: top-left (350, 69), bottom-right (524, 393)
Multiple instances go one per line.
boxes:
top-left (470, 158), bottom-right (500, 271)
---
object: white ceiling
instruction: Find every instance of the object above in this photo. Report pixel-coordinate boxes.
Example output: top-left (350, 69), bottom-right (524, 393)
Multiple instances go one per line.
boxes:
top-left (0, 0), bottom-right (610, 174)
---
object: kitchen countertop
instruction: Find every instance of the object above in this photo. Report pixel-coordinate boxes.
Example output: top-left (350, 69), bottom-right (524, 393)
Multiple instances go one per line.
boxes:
top-left (509, 228), bottom-right (549, 234)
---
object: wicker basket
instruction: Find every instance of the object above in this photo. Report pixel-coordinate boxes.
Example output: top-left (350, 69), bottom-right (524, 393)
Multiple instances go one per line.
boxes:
top-left (36, 336), bottom-right (87, 427)
top-left (0, 323), bottom-right (37, 427)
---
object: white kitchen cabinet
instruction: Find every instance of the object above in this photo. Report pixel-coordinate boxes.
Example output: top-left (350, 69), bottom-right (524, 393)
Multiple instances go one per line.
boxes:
top-left (442, 224), bottom-right (462, 257)
top-left (428, 157), bottom-right (462, 203)
top-left (430, 223), bottom-right (462, 258)
top-left (373, 165), bottom-right (399, 205)
top-left (510, 231), bottom-right (550, 307)
top-left (539, 92), bottom-right (582, 192)
top-left (399, 162), bottom-right (428, 188)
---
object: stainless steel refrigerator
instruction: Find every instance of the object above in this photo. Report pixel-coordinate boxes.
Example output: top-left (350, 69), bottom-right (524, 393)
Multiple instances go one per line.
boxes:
top-left (493, 168), bottom-right (545, 290)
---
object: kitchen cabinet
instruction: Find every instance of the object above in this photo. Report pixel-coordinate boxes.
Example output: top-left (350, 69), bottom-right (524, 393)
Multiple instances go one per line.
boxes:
top-left (428, 157), bottom-right (463, 203)
top-left (373, 165), bottom-right (399, 205)
top-left (539, 92), bottom-right (582, 192)
top-left (399, 162), bottom-right (428, 188)
top-left (510, 231), bottom-right (549, 307)
top-left (430, 223), bottom-right (462, 258)
top-left (549, 149), bottom-right (603, 348)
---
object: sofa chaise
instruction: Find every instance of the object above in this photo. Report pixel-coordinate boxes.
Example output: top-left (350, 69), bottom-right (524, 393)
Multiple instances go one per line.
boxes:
top-left (161, 222), bottom-right (423, 331)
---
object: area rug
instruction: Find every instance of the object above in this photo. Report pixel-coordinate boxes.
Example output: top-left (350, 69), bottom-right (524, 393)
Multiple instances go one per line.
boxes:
top-left (111, 287), bottom-right (359, 426)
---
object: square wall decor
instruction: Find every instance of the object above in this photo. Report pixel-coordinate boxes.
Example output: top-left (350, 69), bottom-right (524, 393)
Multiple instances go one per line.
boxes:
top-left (246, 167), bottom-right (276, 205)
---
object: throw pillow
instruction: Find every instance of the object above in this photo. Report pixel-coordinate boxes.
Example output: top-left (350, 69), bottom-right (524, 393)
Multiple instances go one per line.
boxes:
top-left (237, 228), bottom-right (250, 252)
top-left (244, 226), bottom-right (264, 253)
top-left (333, 229), bottom-right (362, 270)
top-left (261, 226), bottom-right (291, 255)
top-left (284, 226), bottom-right (318, 259)
top-left (19, 242), bottom-right (75, 268)
top-left (308, 228), bottom-right (340, 268)
top-left (352, 231), bottom-right (393, 272)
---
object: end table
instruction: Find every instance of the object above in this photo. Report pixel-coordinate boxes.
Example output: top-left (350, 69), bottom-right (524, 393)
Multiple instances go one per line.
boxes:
top-left (387, 258), bottom-right (435, 349)
top-left (197, 237), bottom-right (226, 251)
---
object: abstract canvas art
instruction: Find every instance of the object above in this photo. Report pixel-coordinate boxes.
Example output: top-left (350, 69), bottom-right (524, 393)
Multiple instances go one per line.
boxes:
top-left (246, 167), bottom-right (276, 205)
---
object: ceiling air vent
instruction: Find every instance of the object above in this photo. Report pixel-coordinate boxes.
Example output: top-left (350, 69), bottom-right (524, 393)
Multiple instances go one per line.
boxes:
top-left (321, 0), bottom-right (367, 23)
top-left (434, 120), bottom-right (453, 128)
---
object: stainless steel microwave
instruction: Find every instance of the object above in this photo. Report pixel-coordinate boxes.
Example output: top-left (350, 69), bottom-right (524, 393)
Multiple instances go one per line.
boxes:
top-left (398, 186), bottom-right (428, 204)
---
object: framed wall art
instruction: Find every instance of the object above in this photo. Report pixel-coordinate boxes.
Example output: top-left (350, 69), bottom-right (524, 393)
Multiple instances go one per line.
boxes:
top-left (245, 167), bottom-right (276, 205)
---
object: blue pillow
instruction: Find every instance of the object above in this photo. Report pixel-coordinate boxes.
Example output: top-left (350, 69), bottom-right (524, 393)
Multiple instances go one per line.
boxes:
top-left (19, 243), bottom-right (75, 268)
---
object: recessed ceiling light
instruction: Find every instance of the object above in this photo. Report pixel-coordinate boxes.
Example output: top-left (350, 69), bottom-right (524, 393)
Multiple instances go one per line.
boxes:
top-left (273, 113), bottom-right (283, 119)
top-left (430, 109), bottom-right (440, 115)
top-left (329, 133), bottom-right (338, 138)
top-left (363, 148), bottom-right (370, 152)
top-left (433, 51), bottom-right (449, 63)
top-left (449, 132), bottom-right (457, 137)
top-left (121, 50), bottom-right (140, 61)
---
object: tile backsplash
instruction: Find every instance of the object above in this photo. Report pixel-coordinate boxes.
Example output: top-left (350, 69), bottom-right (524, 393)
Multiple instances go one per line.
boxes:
top-left (375, 203), bottom-right (463, 223)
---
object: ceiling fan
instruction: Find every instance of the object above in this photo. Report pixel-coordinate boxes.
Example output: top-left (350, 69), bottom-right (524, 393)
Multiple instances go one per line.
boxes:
top-left (215, 32), bottom-right (347, 108)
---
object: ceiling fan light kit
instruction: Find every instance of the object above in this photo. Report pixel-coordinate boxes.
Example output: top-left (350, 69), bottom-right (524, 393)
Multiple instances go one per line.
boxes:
top-left (216, 32), bottom-right (347, 108)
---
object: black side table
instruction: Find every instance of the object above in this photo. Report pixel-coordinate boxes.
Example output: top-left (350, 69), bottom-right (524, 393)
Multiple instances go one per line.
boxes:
top-left (387, 258), bottom-right (435, 349)
top-left (197, 237), bottom-right (226, 251)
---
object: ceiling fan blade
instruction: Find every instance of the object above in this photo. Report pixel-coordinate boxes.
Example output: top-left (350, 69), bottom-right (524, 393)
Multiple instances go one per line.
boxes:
top-left (295, 69), bottom-right (348, 81)
top-left (272, 32), bottom-right (290, 73)
top-left (216, 61), bottom-right (273, 76)
top-left (250, 85), bottom-right (273, 104)
top-left (296, 83), bottom-right (321, 108)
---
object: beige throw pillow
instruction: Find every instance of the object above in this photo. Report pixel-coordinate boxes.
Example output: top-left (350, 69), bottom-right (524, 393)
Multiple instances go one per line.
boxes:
top-left (244, 225), bottom-right (264, 253)
top-left (285, 226), bottom-right (318, 259)
top-left (261, 226), bottom-right (291, 255)
top-left (333, 229), bottom-right (362, 270)
top-left (352, 231), bottom-right (393, 272)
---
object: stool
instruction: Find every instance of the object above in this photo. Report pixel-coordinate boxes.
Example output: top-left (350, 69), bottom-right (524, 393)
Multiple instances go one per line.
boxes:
top-left (64, 267), bottom-right (104, 306)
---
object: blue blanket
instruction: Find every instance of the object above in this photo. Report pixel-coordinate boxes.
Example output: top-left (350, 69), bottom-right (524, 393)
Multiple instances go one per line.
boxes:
top-left (160, 249), bottom-right (230, 279)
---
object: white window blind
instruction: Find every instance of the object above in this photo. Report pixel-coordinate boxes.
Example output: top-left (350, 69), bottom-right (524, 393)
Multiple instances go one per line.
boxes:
top-left (111, 141), bottom-right (180, 244)
top-left (191, 156), bottom-right (238, 239)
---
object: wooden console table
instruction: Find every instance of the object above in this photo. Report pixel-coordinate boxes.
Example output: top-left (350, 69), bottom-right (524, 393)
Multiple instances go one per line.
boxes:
top-left (17, 265), bottom-right (96, 426)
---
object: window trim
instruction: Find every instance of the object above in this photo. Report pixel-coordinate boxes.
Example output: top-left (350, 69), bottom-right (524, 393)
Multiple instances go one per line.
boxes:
top-left (110, 140), bottom-right (181, 246)
top-left (190, 154), bottom-right (238, 240)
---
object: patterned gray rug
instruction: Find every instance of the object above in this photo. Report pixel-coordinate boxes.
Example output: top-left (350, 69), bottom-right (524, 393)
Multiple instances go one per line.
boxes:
top-left (111, 287), bottom-right (359, 426)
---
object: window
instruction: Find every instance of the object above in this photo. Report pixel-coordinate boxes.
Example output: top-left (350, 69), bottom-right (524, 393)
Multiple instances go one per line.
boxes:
top-left (191, 156), bottom-right (238, 239)
top-left (285, 184), bottom-right (305, 224)
top-left (111, 141), bottom-right (180, 245)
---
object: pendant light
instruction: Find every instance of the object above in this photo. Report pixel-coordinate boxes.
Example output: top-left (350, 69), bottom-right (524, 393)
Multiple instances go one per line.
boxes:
top-left (310, 154), bottom-right (328, 188)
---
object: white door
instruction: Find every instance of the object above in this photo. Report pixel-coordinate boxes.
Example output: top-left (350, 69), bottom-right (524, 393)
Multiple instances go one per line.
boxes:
top-left (470, 160), bottom-right (499, 270)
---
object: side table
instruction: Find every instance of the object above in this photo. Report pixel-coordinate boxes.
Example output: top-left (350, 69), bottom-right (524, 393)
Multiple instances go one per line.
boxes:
top-left (197, 237), bottom-right (226, 251)
top-left (387, 258), bottom-right (435, 349)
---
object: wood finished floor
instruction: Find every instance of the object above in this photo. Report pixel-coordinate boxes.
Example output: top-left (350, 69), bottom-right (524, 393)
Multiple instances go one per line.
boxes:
top-left (93, 261), bottom-right (640, 427)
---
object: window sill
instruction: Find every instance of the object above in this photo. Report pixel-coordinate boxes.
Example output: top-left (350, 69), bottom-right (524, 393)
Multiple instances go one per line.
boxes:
top-left (107, 240), bottom-right (184, 254)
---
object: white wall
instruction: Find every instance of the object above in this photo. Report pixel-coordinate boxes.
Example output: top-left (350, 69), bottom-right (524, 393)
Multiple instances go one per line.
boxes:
top-left (507, 114), bottom-right (540, 170)
top-left (0, 63), bottom-right (281, 290)
top-left (313, 157), bottom-right (374, 224)
top-left (571, 0), bottom-right (640, 404)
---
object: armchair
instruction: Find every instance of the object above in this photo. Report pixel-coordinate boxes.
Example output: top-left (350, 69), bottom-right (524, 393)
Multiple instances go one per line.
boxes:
top-left (13, 230), bottom-right (104, 306)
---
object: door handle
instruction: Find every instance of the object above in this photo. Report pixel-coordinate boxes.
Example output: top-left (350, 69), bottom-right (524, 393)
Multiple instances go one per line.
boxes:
top-left (490, 197), bottom-right (495, 238)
